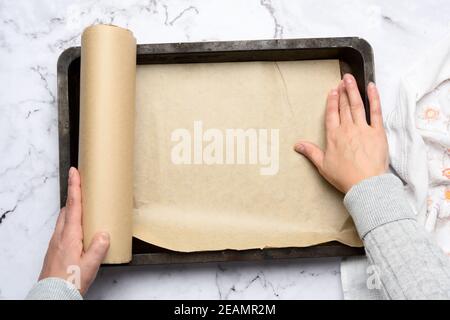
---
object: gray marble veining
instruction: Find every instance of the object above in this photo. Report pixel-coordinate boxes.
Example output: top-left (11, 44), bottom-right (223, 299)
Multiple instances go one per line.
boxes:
top-left (0, 0), bottom-right (449, 299)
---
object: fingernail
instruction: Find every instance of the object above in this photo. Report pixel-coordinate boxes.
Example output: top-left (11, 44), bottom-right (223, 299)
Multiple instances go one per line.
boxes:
top-left (330, 89), bottom-right (338, 96)
top-left (69, 167), bottom-right (75, 179)
top-left (344, 74), bottom-right (353, 85)
top-left (295, 143), bottom-right (305, 153)
top-left (368, 81), bottom-right (376, 89)
top-left (99, 232), bottom-right (110, 243)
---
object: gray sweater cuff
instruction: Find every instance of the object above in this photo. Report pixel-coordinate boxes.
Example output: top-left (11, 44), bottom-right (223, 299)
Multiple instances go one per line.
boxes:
top-left (25, 277), bottom-right (83, 300)
top-left (343, 174), bottom-right (416, 239)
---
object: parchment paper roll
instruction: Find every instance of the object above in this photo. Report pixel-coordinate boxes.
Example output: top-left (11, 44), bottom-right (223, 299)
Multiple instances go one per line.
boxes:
top-left (79, 25), bottom-right (136, 263)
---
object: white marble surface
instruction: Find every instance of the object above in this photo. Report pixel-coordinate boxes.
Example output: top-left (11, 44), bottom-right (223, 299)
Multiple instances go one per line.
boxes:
top-left (0, 0), bottom-right (449, 300)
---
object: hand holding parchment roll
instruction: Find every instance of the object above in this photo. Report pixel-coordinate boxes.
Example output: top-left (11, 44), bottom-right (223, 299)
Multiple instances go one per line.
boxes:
top-left (79, 25), bottom-right (136, 263)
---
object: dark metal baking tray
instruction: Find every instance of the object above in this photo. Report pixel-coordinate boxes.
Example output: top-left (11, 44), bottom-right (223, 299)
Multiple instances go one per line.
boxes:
top-left (57, 37), bottom-right (373, 265)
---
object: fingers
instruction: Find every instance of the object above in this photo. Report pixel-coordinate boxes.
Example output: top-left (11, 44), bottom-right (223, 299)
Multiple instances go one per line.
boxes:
top-left (325, 88), bottom-right (340, 131)
top-left (81, 232), bottom-right (110, 275)
top-left (343, 74), bottom-right (367, 125)
top-left (338, 81), bottom-right (353, 125)
top-left (63, 167), bottom-right (83, 238)
top-left (54, 207), bottom-right (66, 236)
top-left (294, 141), bottom-right (324, 172)
top-left (367, 82), bottom-right (383, 128)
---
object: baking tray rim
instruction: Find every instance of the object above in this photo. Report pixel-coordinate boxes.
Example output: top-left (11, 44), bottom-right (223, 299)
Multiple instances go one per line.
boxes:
top-left (57, 36), bottom-right (373, 265)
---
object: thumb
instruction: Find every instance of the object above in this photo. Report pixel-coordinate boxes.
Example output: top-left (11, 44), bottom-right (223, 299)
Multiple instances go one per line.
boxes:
top-left (82, 232), bottom-right (110, 267)
top-left (294, 141), bottom-right (324, 171)
top-left (80, 232), bottom-right (110, 291)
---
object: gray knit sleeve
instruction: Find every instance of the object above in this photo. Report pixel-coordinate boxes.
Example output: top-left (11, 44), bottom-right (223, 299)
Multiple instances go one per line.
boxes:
top-left (344, 174), bottom-right (450, 299)
top-left (25, 277), bottom-right (83, 300)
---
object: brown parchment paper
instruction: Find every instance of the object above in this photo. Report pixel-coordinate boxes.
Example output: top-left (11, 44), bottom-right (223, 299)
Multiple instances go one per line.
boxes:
top-left (79, 25), bottom-right (136, 263)
top-left (133, 60), bottom-right (362, 252)
top-left (79, 25), bottom-right (361, 263)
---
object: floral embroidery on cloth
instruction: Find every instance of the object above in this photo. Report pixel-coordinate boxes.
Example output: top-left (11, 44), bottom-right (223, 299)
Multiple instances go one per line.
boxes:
top-left (415, 80), bottom-right (450, 252)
